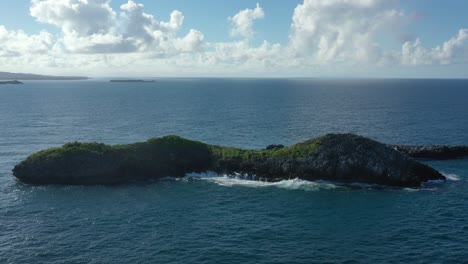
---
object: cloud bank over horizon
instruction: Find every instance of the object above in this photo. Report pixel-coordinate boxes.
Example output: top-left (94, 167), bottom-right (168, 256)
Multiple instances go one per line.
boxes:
top-left (0, 0), bottom-right (467, 77)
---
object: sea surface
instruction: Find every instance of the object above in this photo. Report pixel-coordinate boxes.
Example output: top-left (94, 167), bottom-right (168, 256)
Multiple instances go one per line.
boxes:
top-left (1, 78), bottom-right (467, 263)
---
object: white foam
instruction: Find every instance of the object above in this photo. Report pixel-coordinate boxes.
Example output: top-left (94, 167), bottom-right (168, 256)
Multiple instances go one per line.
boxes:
top-left (425, 179), bottom-right (445, 184)
top-left (271, 179), bottom-right (338, 191)
top-left (184, 172), bottom-right (457, 191)
top-left (443, 173), bottom-right (460, 181)
top-left (185, 172), bottom-right (338, 191)
top-left (403, 187), bottom-right (420, 192)
top-left (420, 174), bottom-right (457, 190)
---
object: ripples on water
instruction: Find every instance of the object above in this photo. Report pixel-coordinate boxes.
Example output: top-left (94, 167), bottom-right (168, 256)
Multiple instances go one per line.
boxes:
top-left (1, 79), bottom-right (467, 263)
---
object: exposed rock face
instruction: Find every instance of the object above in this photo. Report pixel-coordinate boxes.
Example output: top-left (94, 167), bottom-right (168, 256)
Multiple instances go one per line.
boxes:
top-left (392, 145), bottom-right (468, 160)
top-left (212, 134), bottom-right (445, 187)
top-left (13, 134), bottom-right (446, 187)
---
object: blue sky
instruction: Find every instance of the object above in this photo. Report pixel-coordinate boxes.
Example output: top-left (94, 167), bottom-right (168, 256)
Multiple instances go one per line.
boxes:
top-left (0, 0), bottom-right (467, 77)
top-left (0, 0), bottom-right (302, 45)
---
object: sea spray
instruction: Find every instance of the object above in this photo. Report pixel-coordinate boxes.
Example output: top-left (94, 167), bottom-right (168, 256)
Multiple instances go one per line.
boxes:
top-left (186, 172), bottom-right (340, 191)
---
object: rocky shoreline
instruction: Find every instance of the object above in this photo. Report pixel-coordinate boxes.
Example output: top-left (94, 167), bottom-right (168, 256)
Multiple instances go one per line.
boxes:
top-left (13, 134), bottom-right (450, 187)
top-left (392, 145), bottom-right (468, 160)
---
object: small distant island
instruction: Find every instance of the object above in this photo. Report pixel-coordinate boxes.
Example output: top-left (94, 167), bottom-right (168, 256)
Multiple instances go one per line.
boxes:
top-left (110, 79), bottom-right (154, 82)
top-left (0, 71), bottom-right (88, 81)
top-left (0, 80), bottom-right (23, 85)
top-left (13, 133), bottom-right (456, 187)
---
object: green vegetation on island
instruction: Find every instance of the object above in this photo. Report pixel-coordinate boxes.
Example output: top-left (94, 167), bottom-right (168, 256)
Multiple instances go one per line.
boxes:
top-left (13, 134), bottom-right (447, 187)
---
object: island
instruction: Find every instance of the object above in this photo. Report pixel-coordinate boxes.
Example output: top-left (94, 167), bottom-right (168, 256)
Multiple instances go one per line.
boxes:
top-left (110, 80), bottom-right (154, 82)
top-left (13, 133), bottom-right (448, 187)
top-left (0, 71), bottom-right (88, 80)
top-left (0, 80), bottom-right (23, 85)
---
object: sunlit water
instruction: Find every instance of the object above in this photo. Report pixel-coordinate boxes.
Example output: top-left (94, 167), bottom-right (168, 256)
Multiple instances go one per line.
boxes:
top-left (1, 79), bottom-right (467, 263)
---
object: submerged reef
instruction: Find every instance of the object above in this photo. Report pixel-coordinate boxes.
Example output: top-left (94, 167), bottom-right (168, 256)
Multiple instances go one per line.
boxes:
top-left (13, 134), bottom-right (447, 187)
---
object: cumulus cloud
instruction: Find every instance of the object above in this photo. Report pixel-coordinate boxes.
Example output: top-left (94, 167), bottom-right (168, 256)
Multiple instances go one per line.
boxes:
top-left (207, 40), bottom-right (282, 67)
top-left (229, 3), bottom-right (265, 38)
top-left (28, 0), bottom-right (204, 54)
top-left (1, 0), bottom-right (468, 76)
top-left (60, 31), bottom-right (134, 53)
top-left (402, 29), bottom-right (468, 65)
top-left (160, 10), bottom-right (184, 33)
top-left (120, 1), bottom-right (202, 54)
top-left (120, 0), bottom-right (159, 47)
top-left (120, 1), bottom-right (182, 40)
top-left (175, 29), bottom-right (205, 52)
top-left (30, 0), bottom-right (132, 53)
top-left (30, 0), bottom-right (117, 36)
top-left (289, 0), bottom-right (404, 65)
top-left (0, 26), bottom-right (54, 57)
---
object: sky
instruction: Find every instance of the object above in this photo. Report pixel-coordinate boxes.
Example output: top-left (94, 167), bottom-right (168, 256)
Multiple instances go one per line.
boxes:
top-left (0, 0), bottom-right (467, 78)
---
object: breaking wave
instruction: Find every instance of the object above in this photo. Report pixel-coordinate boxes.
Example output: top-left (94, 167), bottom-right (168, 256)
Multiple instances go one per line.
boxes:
top-left (185, 172), bottom-right (339, 191)
top-left (443, 173), bottom-right (460, 181)
top-left (182, 171), bottom-right (456, 191)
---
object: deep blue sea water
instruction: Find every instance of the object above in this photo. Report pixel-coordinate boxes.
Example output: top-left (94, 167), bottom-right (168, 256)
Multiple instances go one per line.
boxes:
top-left (1, 79), bottom-right (467, 263)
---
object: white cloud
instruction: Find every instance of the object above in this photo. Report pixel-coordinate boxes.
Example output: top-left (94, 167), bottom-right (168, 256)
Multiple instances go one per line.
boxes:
top-left (60, 31), bottom-right (134, 53)
top-left (30, 0), bottom-right (133, 53)
top-left (175, 29), bottom-right (205, 52)
top-left (0, 26), bottom-right (54, 57)
top-left (120, 1), bottom-right (201, 54)
top-left (120, 0), bottom-right (158, 47)
top-left (0, 25), bottom-right (64, 73)
top-left (28, 0), bottom-right (204, 54)
top-left (229, 3), bottom-right (265, 38)
top-left (289, 0), bottom-right (404, 65)
top-left (0, 0), bottom-right (467, 77)
top-left (160, 10), bottom-right (184, 33)
top-left (208, 40), bottom-right (282, 67)
top-left (120, 1), bottom-right (182, 41)
top-left (30, 0), bottom-right (117, 36)
top-left (402, 29), bottom-right (468, 65)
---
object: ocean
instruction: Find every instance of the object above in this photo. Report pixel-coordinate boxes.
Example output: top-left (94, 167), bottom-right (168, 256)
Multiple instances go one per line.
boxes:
top-left (1, 79), bottom-right (467, 263)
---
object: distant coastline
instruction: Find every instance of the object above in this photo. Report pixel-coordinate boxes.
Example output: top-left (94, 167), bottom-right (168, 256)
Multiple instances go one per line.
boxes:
top-left (0, 80), bottom-right (23, 85)
top-left (0, 71), bottom-right (88, 81)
